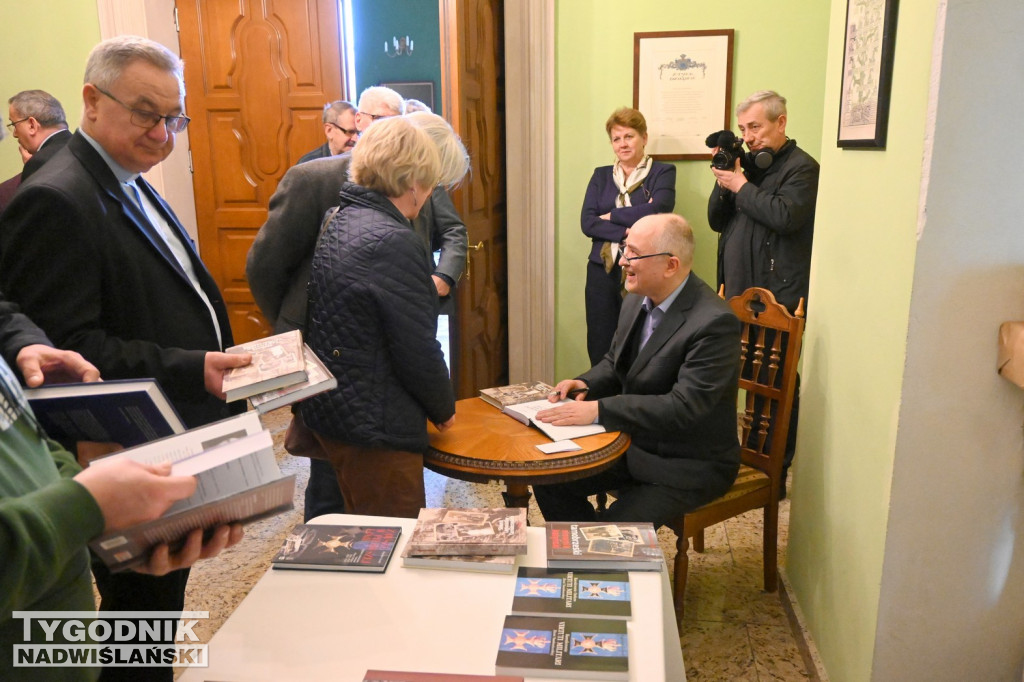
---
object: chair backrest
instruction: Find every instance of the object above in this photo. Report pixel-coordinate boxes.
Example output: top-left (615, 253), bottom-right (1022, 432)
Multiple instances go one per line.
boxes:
top-left (725, 287), bottom-right (805, 478)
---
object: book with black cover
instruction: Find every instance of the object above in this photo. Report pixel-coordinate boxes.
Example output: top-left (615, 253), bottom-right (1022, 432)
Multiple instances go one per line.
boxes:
top-left (400, 543), bottom-right (517, 574)
top-left (510, 567), bottom-right (631, 620)
top-left (272, 524), bottom-right (401, 573)
top-left (404, 508), bottom-right (527, 557)
top-left (545, 522), bottom-right (664, 571)
top-left (24, 378), bottom-right (185, 447)
top-left (479, 381), bottom-right (554, 409)
top-left (88, 414), bottom-right (295, 571)
top-left (249, 344), bottom-right (337, 413)
top-left (222, 329), bottom-right (307, 402)
top-left (494, 614), bottom-right (629, 680)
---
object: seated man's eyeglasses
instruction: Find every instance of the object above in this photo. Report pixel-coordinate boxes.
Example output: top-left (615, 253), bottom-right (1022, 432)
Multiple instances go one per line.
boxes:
top-left (5, 117), bottom-right (30, 130)
top-left (328, 121), bottom-right (357, 135)
top-left (92, 85), bottom-right (191, 133)
top-left (619, 241), bottom-right (674, 264)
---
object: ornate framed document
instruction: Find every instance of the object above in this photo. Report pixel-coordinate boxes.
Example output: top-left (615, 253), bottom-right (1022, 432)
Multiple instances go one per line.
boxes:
top-left (633, 29), bottom-right (734, 161)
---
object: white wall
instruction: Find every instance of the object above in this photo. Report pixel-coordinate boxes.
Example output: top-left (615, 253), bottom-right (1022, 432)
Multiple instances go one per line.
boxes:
top-left (871, 0), bottom-right (1024, 679)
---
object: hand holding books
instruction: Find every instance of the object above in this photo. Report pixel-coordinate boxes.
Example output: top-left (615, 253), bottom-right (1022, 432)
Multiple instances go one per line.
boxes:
top-left (74, 457), bottom-right (244, 575)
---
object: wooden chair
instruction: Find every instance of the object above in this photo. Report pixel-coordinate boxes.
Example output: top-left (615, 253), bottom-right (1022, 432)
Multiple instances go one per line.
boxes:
top-left (669, 286), bottom-right (805, 624)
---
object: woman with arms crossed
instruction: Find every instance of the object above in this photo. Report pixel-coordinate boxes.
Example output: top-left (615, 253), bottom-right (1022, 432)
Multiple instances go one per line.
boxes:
top-left (581, 107), bottom-right (676, 365)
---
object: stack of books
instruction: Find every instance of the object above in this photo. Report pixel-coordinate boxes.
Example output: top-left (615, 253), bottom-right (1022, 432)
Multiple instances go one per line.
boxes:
top-left (222, 329), bottom-right (337, 411)
top-left (400, 507), bottom-right (528, 574)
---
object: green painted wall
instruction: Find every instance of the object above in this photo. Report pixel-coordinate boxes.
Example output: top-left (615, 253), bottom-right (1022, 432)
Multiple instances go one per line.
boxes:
top-left (351, 0), bottom-right (443, 115)
top-left (554, 0), bottom-right (831, 379)
top-left (786, 1), bottom-right (938, 680)
top-left (0, 4), bottom-right (100, 180)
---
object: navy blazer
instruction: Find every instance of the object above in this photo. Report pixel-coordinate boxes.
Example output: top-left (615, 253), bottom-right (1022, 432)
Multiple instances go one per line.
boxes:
top-left (581, 273), bottom-right (741, 496)
top-left (0, 132), bottom-right (240, 428)
top-left (21, 128), bottom-right (72, 181)
top-left (580, 161), bottom-right (676, 265)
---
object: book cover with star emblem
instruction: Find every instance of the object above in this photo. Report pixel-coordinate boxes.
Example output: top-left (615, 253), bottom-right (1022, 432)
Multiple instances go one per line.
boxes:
top-left (271, 524), bottom-right (402, 573)
top-left (494, 614), bottom-right (629, 680)
top-left (509, 567), bottom-right (631, 620)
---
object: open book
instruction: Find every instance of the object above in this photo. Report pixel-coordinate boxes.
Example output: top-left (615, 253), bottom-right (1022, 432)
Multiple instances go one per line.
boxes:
top-left (501, 398), bottom-right (606, 441)
top-left (88, 412), bottom-right (295, 571)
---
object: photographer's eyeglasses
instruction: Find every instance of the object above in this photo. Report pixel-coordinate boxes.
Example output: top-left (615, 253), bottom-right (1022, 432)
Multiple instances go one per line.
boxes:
top-left (93, 85), bottom-right (191, 133)
top-left (619, 241), bottom-right (674, 264)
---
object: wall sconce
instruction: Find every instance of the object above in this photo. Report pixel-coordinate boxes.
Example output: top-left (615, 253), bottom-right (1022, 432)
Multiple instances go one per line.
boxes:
top-left (385, 36), bottom-right (414, 57)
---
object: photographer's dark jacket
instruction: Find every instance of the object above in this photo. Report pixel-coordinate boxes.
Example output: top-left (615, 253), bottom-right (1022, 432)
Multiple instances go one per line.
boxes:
top-left (708, 140), bottom-right (819, 314)
top-left (300, 182), bottom-right (455, 453)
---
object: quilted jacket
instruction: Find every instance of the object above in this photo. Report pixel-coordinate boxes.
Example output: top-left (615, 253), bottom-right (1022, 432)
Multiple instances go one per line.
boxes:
top-left (299, 182), bottom-right (455, 452)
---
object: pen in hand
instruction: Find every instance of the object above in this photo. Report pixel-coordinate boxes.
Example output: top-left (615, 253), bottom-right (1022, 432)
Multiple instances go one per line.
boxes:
top-left (549, 387), bottom-right (590, 401)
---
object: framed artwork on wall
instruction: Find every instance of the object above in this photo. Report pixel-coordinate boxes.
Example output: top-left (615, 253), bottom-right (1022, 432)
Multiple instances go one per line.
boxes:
top-left (837, 0), bottom-right (900, 149)
top-left (633, 29), bottom-right (734, 161)
top-left (381, 80), bottom-right (436, 112)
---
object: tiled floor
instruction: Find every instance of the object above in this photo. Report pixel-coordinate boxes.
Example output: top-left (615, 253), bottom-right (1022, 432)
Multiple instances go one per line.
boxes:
top-left (175, 407), bottom-right (823, 680)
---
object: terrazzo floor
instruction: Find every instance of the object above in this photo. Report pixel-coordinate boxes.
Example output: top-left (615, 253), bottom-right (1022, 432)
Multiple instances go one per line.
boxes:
top-left (170, 406), bottom-right (824, 681)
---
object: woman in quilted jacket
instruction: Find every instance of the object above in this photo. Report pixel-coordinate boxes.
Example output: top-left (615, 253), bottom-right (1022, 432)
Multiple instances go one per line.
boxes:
top-left (299, 114), bottom-right (470, 518)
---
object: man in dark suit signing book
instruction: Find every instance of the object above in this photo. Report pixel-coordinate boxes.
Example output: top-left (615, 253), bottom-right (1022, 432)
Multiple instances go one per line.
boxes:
top-left (0, 35), bottom-right (250, 682)
top-left (533, 213), bottom-right (742, 529)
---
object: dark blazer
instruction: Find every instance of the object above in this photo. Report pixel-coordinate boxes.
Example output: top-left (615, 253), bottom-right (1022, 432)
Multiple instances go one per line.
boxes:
top-left (0, 132), bottom-right (239, 428)
top-left (247, 153), bottom-right (467, 332)
top-left (21, 128), bottom-right (72, 181)
top-left (581, 273), bottom-right (741, 497)
top-left (296, 142), bottom-right (331, 165)
top-left (580, 161), bottom-right (676, 265)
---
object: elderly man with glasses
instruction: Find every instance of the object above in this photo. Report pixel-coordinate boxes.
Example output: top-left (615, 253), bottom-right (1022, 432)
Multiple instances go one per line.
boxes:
top-left (6, 89), bottom-right (72, 180)
top-left (532, 213), bottom-right (742, 529)
top-left (0, 35), bottom-right (251, 682)
top-left (297, 100), bottom-right (358, 163)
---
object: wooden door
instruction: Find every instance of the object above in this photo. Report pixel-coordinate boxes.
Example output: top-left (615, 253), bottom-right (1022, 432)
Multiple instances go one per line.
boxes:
top-left (441, 0), bottom-right (508, 397)
top-left (176, 0), bottom-right (344, 343)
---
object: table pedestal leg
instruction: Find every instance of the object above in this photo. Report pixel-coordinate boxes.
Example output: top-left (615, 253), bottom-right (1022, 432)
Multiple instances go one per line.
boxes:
top-left (502, 482), bottom-right (531, 509)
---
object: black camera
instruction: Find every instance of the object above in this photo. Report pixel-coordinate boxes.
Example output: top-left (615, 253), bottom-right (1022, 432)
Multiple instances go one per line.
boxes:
top-left (705, 130), bottom-right (745, 170)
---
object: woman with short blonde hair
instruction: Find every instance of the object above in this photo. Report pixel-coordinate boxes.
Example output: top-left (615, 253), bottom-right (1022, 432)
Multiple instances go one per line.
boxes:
top-left (299, 115), bottom-right (469, 519)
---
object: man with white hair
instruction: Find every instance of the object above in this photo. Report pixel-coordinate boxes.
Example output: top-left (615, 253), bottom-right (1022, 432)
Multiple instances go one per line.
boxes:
top-left (533, 213), bottom-right (742, 528)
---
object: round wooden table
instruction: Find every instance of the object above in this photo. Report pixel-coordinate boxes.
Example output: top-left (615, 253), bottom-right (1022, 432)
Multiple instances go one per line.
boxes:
top-left (425, 397), bottom-right (630, 508)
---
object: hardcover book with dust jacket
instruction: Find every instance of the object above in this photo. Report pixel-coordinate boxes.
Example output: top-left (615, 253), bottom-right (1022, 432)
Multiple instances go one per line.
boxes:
top-left (509, 566), bottom-right (631, 620)
top-left (249, 344), bottom-right (337, 413)
top-left (545, 522), bottom-right (664, 571)
top-left (222, 329), bottom-right (307, 402)
top-left (272, 524), bottom-right (401, 573)
top-left (404, 507), bottom-right (527, 557)
top-left (494, 614), bottom-right (628, 680)
top-left (479, 381), bottom-right (554, 409)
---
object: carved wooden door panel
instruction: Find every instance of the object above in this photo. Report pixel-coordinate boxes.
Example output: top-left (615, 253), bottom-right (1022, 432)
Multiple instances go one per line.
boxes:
top-left (176, 0), bottom-right (343, 343)
top-left (441, 0), bottom-right (508, 397)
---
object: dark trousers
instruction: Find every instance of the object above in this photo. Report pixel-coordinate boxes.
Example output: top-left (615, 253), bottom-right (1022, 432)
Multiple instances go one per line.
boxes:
top-left (304, 457), bottom-right (347, 521)
top-left (585, 260), bottom-right (624, 366)
top-left (91, 561), bottom-right (189, 682)
top-left (533, 456), bottom-right (716, 530)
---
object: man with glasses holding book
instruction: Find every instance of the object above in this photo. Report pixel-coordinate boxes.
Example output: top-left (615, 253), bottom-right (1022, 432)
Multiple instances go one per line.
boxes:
top-left (532, 213), bottom-right (742, 529)
top-left (0, 35), bottom-right (249, 682)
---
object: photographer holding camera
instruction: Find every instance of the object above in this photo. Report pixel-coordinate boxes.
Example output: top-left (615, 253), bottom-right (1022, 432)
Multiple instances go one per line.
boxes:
top-left (707, 90), bottom-right (819, 497)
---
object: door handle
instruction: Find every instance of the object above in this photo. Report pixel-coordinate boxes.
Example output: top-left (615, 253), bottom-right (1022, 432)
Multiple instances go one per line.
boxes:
top-left (466, 241), bottom-right (483, 280)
